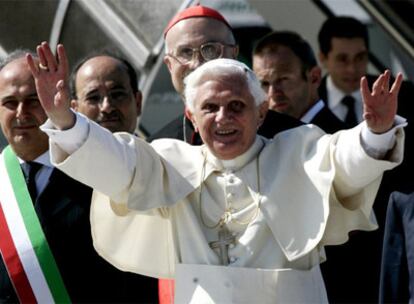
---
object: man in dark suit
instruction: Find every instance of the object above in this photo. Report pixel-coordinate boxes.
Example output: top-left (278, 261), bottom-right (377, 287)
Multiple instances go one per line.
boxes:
top-left (69, 52), bottom-right (159, 302)
top-left (317, 16), bottom-right (414, 126)
top-left (0, 51), bottom-right (156, 303)
top-left (252, 30), bottom-right (346, 134)
top-left (252, 30), bottom-right (373, 303)
top-left (148, 5), bottom-right (302, 144)
top-left (317, 16), bottom-right (414, 303)
top-left (380, 191), bottom-right (414, 303)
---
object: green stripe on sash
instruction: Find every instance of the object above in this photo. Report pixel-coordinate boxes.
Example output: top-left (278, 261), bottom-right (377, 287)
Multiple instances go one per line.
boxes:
top-left (4, 146), bottom-right (71, 303)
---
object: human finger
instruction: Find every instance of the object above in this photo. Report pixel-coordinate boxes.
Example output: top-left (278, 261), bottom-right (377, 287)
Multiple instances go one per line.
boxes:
top-left (36, 44), bottom-right (48, 71)
top-left (382, 70), bottom-right (390, 92)
top-left (372, 73), bottom-right (385, 95)
top-left (360, 76), bottom-right (370, 100)
top-left (26, 53), bottom-right (40, 77)
top-left (56, 44), bottom-right (69, 75)
top-left (390, 72), bottom-right (403, 95)
top-left (41, 41), bottom-right (58, 72)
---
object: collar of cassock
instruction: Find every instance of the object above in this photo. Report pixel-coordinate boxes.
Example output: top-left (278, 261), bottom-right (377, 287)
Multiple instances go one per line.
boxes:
top-left (203, 136), bottom-right (264, 175)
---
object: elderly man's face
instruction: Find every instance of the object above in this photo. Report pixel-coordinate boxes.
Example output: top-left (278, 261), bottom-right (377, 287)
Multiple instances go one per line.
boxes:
top-left (187, 74), bottom-right (268, 160)
top-left (253, 45), bottom-right (321, 119)
top-left (164, 18), bottom-right (237, 95)
top-left (319, 37), bottom-right (368, 94)
top-left (0, 57), bottom-right (48, 160)
top-left (72, 56), bottom-right (141, 134)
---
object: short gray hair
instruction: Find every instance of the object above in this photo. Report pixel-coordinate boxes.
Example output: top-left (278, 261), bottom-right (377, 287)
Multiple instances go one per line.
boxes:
top-left (183, 58), bottom-right (267, 112)
top-left (0, 49), bottom-right (37, 71)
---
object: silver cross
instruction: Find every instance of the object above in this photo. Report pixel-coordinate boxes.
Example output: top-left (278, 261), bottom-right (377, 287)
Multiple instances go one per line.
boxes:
top-left (209, 225), bottom-right (236, 265)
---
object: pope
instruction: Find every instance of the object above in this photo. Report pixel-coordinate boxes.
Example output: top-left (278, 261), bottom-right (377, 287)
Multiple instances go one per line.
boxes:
top-left (27, 42), bottom-right (404, 303)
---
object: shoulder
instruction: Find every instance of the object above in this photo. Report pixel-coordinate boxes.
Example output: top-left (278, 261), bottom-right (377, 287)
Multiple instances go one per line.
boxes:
top-left (312, 105), bottom-right (347, 133)
top-left (258, 110), bottom-right (303, 138)
top-left (150, 138), bottom-right (203, 161)
top-left (389, 191), bottom-right (414, 210)
top-left (263, 124), bottom-right (327, 153)
top-left (387, 191), bottom-right (414, 223)
top-left (147, 115), bottom-right (184, 141)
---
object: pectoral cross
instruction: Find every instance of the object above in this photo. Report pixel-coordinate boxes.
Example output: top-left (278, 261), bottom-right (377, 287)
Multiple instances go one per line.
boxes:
top-left (209, 225), bottom-right (236, 265)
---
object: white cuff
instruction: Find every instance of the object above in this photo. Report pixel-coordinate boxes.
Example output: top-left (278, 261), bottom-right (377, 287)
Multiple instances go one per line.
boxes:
top-left (40, 111), bottom-right (90, 155)
top-left (361, 115), bottom-right (407, 159)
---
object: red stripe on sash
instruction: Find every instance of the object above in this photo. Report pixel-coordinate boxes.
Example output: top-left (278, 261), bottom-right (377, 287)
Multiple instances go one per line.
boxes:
top-left (0, 204), bottom-right (36, 303)
top-left (159, 279), bottom-right (175, 304)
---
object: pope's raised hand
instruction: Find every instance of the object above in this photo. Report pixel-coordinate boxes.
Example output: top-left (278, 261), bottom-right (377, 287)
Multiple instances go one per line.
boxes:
top-left (361, 70), bottom-right (402, 134)
top-left (27, 42), bottom-right (75, 130)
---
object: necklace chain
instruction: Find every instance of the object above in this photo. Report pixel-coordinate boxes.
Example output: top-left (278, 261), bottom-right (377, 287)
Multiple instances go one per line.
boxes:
top-left (198, 151), bottom-right (261, 229)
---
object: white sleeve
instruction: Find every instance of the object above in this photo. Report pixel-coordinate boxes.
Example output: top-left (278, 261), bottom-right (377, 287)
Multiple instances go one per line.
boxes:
top-left (360, 115), bottom-right (407, 159)
top-left (40, 111), bottom-right (89, 155)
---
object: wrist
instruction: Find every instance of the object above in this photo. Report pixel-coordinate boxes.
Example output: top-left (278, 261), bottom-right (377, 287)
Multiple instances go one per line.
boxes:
top-left (51, 110), bottom-right (76, 130)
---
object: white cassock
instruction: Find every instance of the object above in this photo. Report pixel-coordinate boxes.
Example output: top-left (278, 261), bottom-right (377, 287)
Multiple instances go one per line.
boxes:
top-left (44, 114), bottom-right (405, 303)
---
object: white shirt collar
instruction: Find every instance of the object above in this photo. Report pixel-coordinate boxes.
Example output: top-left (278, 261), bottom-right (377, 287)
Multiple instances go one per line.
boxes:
top-left (206, 136), bottom-right (264, 171)
top-left (326, 75), bottom-right (361, 108)
top-left (18, 150), bottom-right (53, 168)
top-left (301, 100), bottom-right (325, 123)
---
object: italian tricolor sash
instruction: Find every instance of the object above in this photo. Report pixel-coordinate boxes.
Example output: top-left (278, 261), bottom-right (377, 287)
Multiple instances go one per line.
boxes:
top-left (0, 146), bottom-right (70, 303)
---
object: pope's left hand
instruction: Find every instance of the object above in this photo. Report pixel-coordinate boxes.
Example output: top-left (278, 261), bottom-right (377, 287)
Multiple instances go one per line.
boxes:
top-left (361, 70), bottom-right (402, 134)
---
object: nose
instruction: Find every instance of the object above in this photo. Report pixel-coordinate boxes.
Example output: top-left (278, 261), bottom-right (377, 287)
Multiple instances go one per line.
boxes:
top-left (188, 50), bottom-right (205, 70)
top-left (99, 96), bottom-right (115, 113)
top-left (268, 83), bottom-right (282, 98)
top-left (345, 60), bottom-right (358, 73)
top-left (216, 106), bottom-right (231, 123)
top-left (16, 102), bottom-right (29, 119)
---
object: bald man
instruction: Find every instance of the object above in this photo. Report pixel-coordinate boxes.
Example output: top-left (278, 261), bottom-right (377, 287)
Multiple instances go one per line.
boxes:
top-left (148, 5), bottom-right (302, 144)
top-left (69, 53), bottom-right (158, 303)
top-left (70, 53), bottom-right (141, 134)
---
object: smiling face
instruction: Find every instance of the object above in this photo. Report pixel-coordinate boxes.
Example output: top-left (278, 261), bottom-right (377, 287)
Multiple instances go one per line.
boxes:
top-left (0, 57), bottom-right (48, 160)
top-left (72, 56), bottom-right (141, 133)
top-left (164, 17), bottom-right (237, 96)
top-left (253, 45), bottom-right (320, 119)
top-left (319, 37), bottom-right (368, 94)
top-left (186, 74), bottom-right (267, 160)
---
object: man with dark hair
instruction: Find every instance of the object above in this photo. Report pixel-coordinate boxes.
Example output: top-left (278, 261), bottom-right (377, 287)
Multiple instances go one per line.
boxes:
top-left (148, 5), bottom-right (302, 144)
top-left (317, 16), bottom-right (371, 127)
top-left (317, 15), bottom-right (414, 303)
top-left (253, 31), bottom-right (345, 134)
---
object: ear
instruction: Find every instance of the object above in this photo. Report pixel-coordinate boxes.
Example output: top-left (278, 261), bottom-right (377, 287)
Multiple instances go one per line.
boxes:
top-left (70, 99), bottom-right (78, 111)
top-left (257, 101), bottom-right (269, 128)
top-left (164, 55), bottom-right (173, 74)
top-left (232, 44), bottom-right (240, 59)
top-left (309, 66), bottom-right (322, 87)
top-left (184, 106), bottom-right (198, 132)
top-left (135, 90), bottom-right (143, 116)
top-left (318, 52), bottom-right (327, 68)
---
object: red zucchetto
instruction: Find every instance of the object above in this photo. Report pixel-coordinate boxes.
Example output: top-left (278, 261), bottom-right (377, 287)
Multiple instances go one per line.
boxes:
top-left (163, 5), bottom-right (232, 37)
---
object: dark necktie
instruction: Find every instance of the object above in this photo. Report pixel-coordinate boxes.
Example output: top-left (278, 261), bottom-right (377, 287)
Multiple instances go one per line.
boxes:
top-left (341, 95), bottom-right (358, 126)
top-left (21, 162), bottom-right (42, 203)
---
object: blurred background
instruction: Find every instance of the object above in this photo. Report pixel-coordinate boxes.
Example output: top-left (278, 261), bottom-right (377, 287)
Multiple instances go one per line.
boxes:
top-left (0, 0), bottom-right (413, 146)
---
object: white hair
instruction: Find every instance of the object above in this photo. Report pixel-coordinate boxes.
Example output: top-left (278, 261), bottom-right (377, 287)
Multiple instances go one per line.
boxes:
top-left (183, 58), bottom-right (267, 112)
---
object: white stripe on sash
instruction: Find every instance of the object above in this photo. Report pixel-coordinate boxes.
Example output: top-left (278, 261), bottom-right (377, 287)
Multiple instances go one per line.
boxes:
top-left (0, 155), bottom-right (54, 303)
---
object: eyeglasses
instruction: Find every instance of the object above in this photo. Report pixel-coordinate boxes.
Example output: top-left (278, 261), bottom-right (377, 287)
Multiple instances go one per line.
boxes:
top-left (167, 42), bottom-right (236, 64)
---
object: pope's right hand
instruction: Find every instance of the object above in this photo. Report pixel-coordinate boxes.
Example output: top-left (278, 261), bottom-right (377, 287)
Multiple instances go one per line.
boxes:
top-left (27, 42), bottom-right (75, 130)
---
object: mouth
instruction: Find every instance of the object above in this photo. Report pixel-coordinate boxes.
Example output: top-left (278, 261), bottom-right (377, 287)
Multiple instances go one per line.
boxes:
top-left (215, 129), bottom-right (237, 136)
top-left (270, 101), bottom-right (288, 111)
top-left (100, 118), bottom-right (120, 124)
top-left (13, 124), bottom-right (37, 130)
top-left (213, 128), bottom-right (239, 143)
